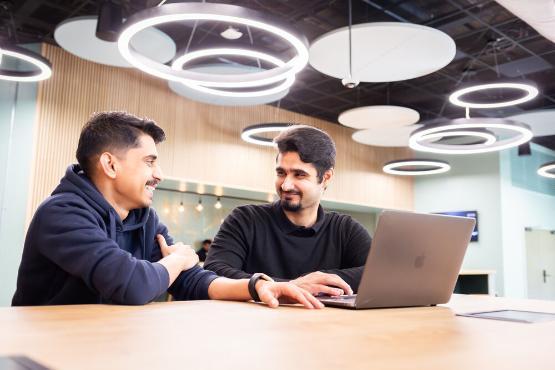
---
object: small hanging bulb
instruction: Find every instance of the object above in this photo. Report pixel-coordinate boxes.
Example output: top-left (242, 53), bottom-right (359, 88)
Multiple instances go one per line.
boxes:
top-left (163, 206), bottom-right (170, 214)
top-left (214, 197), bottom-right (222, 209)
top-left (178, 201), bottom-right (185, 213)
top-left (195, 198), bottom-right (204, 212)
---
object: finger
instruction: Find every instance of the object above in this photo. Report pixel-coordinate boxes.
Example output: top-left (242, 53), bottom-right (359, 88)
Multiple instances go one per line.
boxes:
top-left (302, 289), bottom-right (324, 309)
top-left (258, 286), bottom-right (279, 308)
top-left (312, 284), bottom-right (344, 297)
top-left (157, 234), bottom-right (170, 255)
top-left (284, 285), bottom-right (315, 309)
top-left (321, 274), bottom-right (353, 295)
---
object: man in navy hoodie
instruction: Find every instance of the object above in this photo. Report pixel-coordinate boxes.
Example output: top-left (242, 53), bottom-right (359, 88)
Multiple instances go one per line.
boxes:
top-left (12, 111), bottom-right (323, 309)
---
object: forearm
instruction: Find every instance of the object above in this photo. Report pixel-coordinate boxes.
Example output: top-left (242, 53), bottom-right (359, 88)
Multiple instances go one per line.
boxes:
top-left (157, 254), bottom-right (187, 287)
top-left (203, 260), bottom-right (252, 280)
top-left (207, 277), bottom-right (256, 301)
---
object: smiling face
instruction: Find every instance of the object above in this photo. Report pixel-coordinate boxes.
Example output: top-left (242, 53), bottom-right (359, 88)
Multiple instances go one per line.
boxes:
top-left (111, 134), bottom-right (163, 210)
top-left (275, 151), bottom-right (331, 213)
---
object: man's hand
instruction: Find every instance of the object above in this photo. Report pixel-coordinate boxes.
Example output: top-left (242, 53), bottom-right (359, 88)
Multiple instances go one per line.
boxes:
top-left (291, 271), bottom-right (353, 296)
top-left (255, 281), bottom-right (324, 309)
top-left (157, 234), bottom-right (199, 271)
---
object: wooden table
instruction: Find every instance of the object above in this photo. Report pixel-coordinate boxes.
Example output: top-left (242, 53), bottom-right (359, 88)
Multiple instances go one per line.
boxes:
top-left (1, 294), bottom-right (554, 370)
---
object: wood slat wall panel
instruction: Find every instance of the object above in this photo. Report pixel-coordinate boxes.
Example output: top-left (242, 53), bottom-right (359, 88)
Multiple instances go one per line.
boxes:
top-left (27, 44), bottom-right (413, 222)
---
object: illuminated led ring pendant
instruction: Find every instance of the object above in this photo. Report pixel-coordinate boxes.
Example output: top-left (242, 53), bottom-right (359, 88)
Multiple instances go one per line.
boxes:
top-left (172, 48), bottom-right (294, 97)
top-left (118, 3), bottom-right (309, 88)
top-left (419, 130), bottom-right (497, 146)
top-left (409, 118), bottom-right (533, 155)
top-left (449, 82), bottom-right (538, 109)
top-left (0, 45), bottom-right (52, 82)
top-left (241, 123), bottom-right (290, 147)
top-left (537, 161), bottom-right (555, 179)
top-left (383, 160), bottom-right (451, 176)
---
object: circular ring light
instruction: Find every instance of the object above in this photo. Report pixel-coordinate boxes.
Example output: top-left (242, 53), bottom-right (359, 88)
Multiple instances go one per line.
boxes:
top-left (0, 44), bottom-right (52, 82)
top-left (537, 161), bottom-right (555, 179)
top-left (118, 3), bottom-right (309, 87)
top-left (409, 118), bottom-right (533, 154)
top-left (241, 123), bottom-right (291, 146)
top-left (449, 82), bottom-right (538, 109)
top-left (383, 160), bottom-right (451, 176)
top-left (171, 48), bottom-right (294, 98)
top-left (168, 64), bottom-right (289, 106)
top-left (420, 130), bottom-right (497, 146)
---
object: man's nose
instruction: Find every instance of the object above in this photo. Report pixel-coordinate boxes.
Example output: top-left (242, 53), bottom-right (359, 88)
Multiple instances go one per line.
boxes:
top-left (153, 163), bottom-right (164, 182)
top-left (281, 176), bottom-right (295, 191)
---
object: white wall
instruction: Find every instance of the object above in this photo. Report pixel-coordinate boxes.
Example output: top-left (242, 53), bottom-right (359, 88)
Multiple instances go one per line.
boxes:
top-left (0, 45), bottom-right (40, 306)
top-left (499, 146), bottom-right (555, 298)
top-left (414, 152), bottom-right (504, 295)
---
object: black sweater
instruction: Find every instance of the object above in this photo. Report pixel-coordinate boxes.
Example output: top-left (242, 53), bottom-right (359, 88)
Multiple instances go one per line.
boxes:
top-left (204, 202), bottom-right (372, 292)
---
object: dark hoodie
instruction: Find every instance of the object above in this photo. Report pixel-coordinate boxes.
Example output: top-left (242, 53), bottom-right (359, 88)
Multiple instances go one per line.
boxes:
top-left (12, 164), bottom-right (218, 306)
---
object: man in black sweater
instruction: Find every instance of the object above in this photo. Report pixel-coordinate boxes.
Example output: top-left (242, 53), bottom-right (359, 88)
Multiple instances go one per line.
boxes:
top-left (204, 125), bottom-right (372, 296)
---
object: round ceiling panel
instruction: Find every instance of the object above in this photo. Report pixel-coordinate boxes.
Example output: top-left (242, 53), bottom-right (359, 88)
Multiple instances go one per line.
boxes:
top-left (338, 105), bottom-right (420, 129)
top-left (54, 16), bottom-right (176, 67)
top-left (309, 22), bottom-right (456, 83)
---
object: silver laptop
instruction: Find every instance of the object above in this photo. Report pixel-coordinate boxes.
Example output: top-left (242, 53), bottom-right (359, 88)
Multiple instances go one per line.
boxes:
top-left (318, 210), bottom-right (475, 309)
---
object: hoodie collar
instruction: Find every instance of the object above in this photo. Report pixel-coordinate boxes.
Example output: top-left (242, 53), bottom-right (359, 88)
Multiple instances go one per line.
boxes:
top-left (52, 164), bottom-right (150, 235)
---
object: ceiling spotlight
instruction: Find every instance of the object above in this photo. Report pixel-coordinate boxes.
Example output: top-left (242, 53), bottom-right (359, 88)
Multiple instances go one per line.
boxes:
top-left (241, 123), bottom-right (290, 146)
top-left (118, 3), bottom-right (308, 87)
top-left (214, 197), bottom-right (222, 209)
top-left (195, 198), bottom-right (204, 212)
top-left (178, 201), bottom-right (185, 213)
top-left (383, 159), bottom-right (451, 176)
top-left (342, 76), bottom-right (359, 88)
top-left (221, 26), bottom-right (243, 40)
top-left (537, 161), bottom-right (555, 179)
top-left (517, 142), bottom-right (531, 156)
top-left (95, 1), bottom-right (123, 42)
top-left (0, 44), bottom-right (52, 82)
top-left (409, 118), bottom-right (532, 155)
top-left (449, 82), bottom-right (538, 109)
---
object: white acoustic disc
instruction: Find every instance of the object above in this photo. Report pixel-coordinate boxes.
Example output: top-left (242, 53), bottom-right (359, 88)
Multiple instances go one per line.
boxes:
top-left (310, 22), bottom-right (456, 82)
top-left (508, 110), bottom-right (555, 137)
top-left (352, 124), bottom-right (423, 147)
top-left (338, 105), bottom-right (420, 129)
top-left (54, 16), bottom-right (176, 67)
top-left (168, 64), bottom-right (290, 106)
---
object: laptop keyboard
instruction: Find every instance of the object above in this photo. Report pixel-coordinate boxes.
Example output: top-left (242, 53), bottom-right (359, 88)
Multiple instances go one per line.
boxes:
top-left (318, 294), bottom-right (357, 302)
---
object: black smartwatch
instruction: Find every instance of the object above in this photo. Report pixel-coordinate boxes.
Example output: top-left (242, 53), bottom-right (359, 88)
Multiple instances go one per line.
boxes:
top-left (248, 273), bottom-right (274, 302)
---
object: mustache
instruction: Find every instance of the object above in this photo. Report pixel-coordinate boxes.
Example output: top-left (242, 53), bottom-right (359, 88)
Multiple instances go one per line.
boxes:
top-left (280, 190), bottom-right (302, 196)
top-left (146, 179), bottom-right (159, 187)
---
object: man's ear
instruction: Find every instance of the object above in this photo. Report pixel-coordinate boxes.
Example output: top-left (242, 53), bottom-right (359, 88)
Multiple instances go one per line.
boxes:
top-left (99, 152), bottom-right (117, 179)
top-left (322, 168), bottom-right (334, 191)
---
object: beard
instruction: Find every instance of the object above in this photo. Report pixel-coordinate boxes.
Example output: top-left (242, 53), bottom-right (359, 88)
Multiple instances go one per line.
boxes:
top-left (280, 191), bottom-right (302, 212)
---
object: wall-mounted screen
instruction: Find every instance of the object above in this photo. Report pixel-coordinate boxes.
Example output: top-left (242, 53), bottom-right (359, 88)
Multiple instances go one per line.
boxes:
top-left (435, 210), bottom-right (478, 242)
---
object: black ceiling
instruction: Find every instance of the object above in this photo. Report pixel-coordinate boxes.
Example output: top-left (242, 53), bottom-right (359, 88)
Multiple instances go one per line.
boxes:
top-left (2, 0), bottom-right (555, 151)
